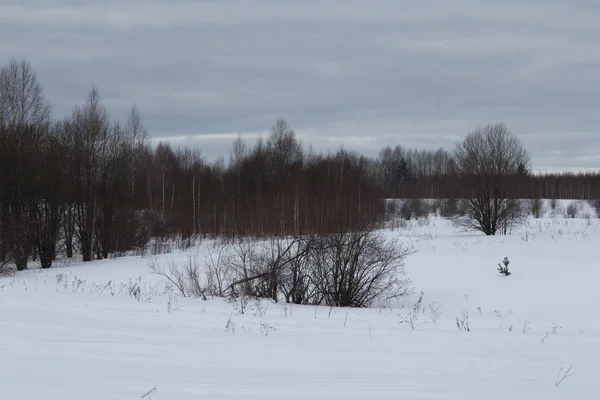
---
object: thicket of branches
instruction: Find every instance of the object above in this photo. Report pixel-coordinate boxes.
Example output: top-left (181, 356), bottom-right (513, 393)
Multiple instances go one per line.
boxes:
top-left (151, 223), bottom-right (413, 308)
top-left (1, 57), bottom-right (599, 269)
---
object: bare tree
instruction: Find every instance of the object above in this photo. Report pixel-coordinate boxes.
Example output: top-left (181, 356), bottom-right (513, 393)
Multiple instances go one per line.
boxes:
top-left (0, 123), bottom-right (44, 270)
top-left (0, 59), bottom-right (52, 269)
top-left (68, 86), bottom-right (110, 261)
top-left (453, 123), bottom-right (530, 235)
top-left (125, 105), bottom-right (148, 200)
top-left (0, 58), bottom-right (51, 129)
top-left (32, 123), bottom-right (67, 268)
top-left (266, 119), bottom-right (303, 180)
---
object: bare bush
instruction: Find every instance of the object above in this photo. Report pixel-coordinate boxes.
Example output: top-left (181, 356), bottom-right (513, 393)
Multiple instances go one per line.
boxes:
top-left (310, 225), bottom-right (413, 308)
top-left (501, 200), bottom-right (528, 234)
top-left (149, 259), bottom-right (185, 297)
top-left (126, 278), bottom-right (142, 302)
top-left (589, 199), bottom-right (600, 216)
top-left (224, 239), bottom-right (260, 298)
top-left (251, 237), bottom-right (301, 301)
top-left (182, 255), bottom-right (207, 300)
top-left (455, 309), bottom-right (471, 332)
top-left (149, 224), bottom-right (414, 309)
top-left (147, 238), bottom-right (173, 256)
top-left (227, 294), bottom-right (253, 315)
top-left (278, 237), bottom-right (317, 304)
top-left (399, 291), bottom-right (425, 329)
top-left (385, 200), bottom-right (398, 218)
top-left (225, 236), bottom-right (312, 302)
top-left (149, 255), bottom-right (207, 300)
top-left (456, 199), bottom-right (469, 216)
top-left (400, 198), bottom-right (427, 220)
top-left (436, 198), bottom-right (460, 218)
top-left (203, 244), bottom-right (230, 297)
top-left (0, 258), bottom-right (14, 276)
top-left (530, 198), bottom-right (544, 218)
top-left (225, 227), bottom-right (414, 308)
top-left (566, 202), bottom-right (579, 218)
top-left (428, 301), bottom-right (442, 323)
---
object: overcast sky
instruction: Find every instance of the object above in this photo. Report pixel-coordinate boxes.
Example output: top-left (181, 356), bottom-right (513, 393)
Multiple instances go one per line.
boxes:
top-left (1, 0), bottom-right (599, 172)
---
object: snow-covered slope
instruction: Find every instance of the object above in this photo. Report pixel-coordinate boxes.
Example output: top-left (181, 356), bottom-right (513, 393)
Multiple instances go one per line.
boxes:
top-left (1, 213), bottom-right (599, 399)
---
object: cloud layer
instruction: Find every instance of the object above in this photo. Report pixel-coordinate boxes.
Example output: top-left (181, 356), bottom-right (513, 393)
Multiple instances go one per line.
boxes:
top-left (2, 0), bottom-right (599, 171)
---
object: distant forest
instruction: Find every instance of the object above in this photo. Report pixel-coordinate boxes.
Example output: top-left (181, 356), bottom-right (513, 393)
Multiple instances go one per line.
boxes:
top-left (1, 58), bottom-right (599, 269)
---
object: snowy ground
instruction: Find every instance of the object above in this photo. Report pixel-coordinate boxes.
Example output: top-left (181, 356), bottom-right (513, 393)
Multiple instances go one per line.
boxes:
top-left (1, 200), bottom-right (599, 399)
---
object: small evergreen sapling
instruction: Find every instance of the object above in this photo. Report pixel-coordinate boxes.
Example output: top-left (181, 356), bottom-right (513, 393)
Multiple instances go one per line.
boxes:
top-left (498, 257), bottom-right (511, 276)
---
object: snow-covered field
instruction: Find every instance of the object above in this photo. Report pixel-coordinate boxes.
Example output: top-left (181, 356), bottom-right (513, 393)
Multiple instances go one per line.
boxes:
top-left (1, 200), bottom-right (599, 399)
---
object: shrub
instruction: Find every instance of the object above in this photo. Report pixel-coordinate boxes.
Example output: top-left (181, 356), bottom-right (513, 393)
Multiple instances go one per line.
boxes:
top-left (149, 254), bottom-right (207, 300)
top-left (225, 236), bottom-right (319, 304)
top-left (151, 226), bottom-right (415, 309)
top-left (0, 259), bottom-right (15, 276)
top-left (588, 199), bottom-right (600, 217)
top-left (310, 226), bottom-right (413, 308)
top-left (203, 244), bottom-right (231, 297)
top-left (400, 198), bottom-right (427, 220)
top-left (566, 202), bottom-right (579, 218)
top-left (530, 198), bottom-right (544, 218)
top-left (437, 198), bottom-right (459, 218)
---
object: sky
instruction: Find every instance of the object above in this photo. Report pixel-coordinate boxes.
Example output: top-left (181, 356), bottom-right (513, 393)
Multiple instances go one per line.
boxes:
top-left (1, 0), bottom-right (599, 172)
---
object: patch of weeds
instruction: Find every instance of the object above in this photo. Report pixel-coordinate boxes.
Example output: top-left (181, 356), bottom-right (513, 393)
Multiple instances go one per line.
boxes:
top-left (399, 291), bottom-right (426, 330)
top-left (455, 309), bottom-right (471, 332)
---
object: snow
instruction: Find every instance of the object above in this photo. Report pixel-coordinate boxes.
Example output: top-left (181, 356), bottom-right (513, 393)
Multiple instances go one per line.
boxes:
top-left (1, 200), bottom-right (599, 399)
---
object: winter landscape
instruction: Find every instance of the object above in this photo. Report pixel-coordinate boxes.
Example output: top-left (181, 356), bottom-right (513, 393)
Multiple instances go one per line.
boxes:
top-left (1, 200), bottom-right (598, 399)
top-left (3, 1), bottom-right (600, 399)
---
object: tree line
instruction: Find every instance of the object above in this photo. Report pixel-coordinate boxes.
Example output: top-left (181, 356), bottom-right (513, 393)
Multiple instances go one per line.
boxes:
top-left (377, 145), bottom-right (600, 200)
top-left (1, 58), bottom-right (598, 270)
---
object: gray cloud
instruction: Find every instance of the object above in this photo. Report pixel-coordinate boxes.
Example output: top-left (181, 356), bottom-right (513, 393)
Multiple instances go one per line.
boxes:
top-left (1, 0), bottom-right (600, 171)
